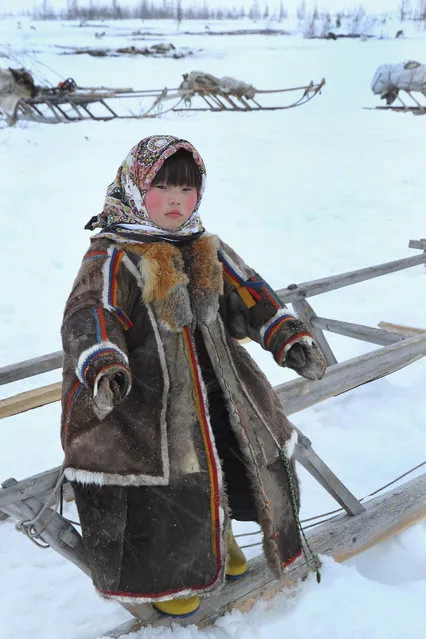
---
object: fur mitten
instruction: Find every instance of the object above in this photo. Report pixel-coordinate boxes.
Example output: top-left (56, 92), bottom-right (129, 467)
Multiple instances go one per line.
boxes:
top-left (285, 341), bottom-right (327, 381)
top-left (93, 368), bottom-right (131, 421)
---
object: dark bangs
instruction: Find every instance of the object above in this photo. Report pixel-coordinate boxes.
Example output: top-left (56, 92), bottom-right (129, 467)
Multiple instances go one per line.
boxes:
top-left (151, 149), bottom-right (202, 192)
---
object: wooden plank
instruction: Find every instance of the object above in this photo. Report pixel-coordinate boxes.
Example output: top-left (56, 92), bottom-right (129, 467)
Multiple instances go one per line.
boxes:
top-left (0, 467), bottom-right (63, 509)
top-left (105, 472), bottom-right (426, 637)
top-left (275, 333), bottom-right (426, 415)
top-left (295, 440), bottom-right (364, 515)
top-left (292, 299), bottom-right (338, 365)
top-left (0, 351), bottom-right (63, 386)
top-left (313, 317), bottom-right (403, 346)
top-left (277, 253), bottom-right (426, 304)
top-left (408, 239), bottom-right (426, 250)
top-left (0, 382), bottom-right (62, 420)
top-left (378, 321), bottom-right (426, 337)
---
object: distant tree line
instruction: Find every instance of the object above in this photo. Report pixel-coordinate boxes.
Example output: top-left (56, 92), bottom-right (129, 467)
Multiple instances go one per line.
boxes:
top-left (15, 1), bottom-right (426, 24)
top-left (24, 1), bottom-right (288, 22)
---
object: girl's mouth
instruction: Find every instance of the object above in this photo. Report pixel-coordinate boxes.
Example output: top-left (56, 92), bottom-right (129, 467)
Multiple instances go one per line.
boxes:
top-left (166, 210), bottom-right (182, 217)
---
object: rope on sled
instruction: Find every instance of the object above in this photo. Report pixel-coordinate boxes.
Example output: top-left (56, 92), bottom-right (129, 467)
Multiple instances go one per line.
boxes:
top-left (301, 458), bottom-right (426, 531)
top-left (14, 463), bottom-right (66, 549)
top-left (237, 458), bottom-right (426, 545)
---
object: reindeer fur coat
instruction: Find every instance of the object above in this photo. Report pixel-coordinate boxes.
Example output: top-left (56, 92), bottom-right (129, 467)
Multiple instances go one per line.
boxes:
top-left (59, 231), bottom-right (321, 604)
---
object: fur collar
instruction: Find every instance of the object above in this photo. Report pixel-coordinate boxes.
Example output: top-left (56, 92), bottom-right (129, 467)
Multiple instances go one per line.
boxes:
top-left (125, 234), bottom-right (223, 331)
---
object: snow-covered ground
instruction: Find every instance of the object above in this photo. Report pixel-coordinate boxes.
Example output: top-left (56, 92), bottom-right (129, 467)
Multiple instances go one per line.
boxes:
top-left (1, 15), bottom-right (425, 639)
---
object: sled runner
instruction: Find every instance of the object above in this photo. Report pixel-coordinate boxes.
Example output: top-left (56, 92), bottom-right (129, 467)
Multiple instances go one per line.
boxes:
top-left (368, 60), bottom-right (426, 115)
top-left (0, 69), bottom-right (326, 125)
top-left (1, 238), bottom-right (426, 637)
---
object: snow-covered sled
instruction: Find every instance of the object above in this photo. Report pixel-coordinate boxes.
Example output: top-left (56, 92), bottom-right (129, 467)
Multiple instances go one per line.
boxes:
top-left (369, 60), bottom-right (426, 115)
top-left (1, 238), bottom-right (426, 637)
top-left (0, 68), bottom-right (326, 125)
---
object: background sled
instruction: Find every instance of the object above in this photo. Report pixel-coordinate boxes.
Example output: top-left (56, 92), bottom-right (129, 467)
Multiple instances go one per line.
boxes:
top-left (1, 238), bottom-right (426, 637)
top-left (368, 60), bottom-right (426, 115)
top-left (8, 78), bottom-right (326, 125)
top-left (366, 88), bottom-right (426, 115)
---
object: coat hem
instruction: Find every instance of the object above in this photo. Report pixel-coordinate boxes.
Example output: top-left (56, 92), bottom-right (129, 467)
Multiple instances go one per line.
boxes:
top-left (96, 576), bottom-right (224, 604)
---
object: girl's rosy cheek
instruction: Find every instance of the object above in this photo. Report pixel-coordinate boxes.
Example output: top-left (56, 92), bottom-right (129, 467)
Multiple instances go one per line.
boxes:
top-left (145, 190), bottom-right (164, 209)
top-left (187, 193), bottom-right (198, 210)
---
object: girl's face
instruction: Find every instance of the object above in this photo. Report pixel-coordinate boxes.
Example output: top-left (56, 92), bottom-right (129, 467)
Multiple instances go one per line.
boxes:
top-left (144, 183), bottom-right (198, 231)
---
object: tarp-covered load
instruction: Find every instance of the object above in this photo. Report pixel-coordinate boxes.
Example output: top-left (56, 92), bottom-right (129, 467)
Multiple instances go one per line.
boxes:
top-left (371, 60), bottom-right (426, 104)
top-left (178, 71), bottom-right (256, 100)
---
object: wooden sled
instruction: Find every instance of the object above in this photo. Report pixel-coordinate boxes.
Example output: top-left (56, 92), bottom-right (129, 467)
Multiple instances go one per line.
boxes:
top-left (366, 88), bottom-right (426, 115)
top-left (1, 237), bottom-right (426, 637)
top-left (8, 78), bottom-right (326, 125)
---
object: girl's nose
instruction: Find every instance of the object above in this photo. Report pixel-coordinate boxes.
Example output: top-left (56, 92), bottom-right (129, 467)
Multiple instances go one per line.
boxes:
top-left (168, 191), bottom-right (181, 205)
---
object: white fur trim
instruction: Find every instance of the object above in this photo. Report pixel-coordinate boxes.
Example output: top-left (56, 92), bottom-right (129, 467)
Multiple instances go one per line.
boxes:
top-left (146, 303), bottom-right (170, 485)
top-left (284, 429), bottom-right (298, 459)
top-left (219, 245), bottom-right (248, 281)
top-left (98, 586), bottom-right (201, 604)
top-left (259, 307), bottom-right (295, 343)
top-left (121, 250), bottom-right (144, 283)
top-left (75, 341), bottom-right (128, 385)
top-left (280, 335), bottom-right (314, 361)
top-left (64, 467), bottom-right (169, 487)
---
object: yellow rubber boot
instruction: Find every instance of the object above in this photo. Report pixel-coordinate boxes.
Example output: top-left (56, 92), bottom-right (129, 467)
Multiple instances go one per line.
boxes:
top-left (153, 595), bottom-right (200, 618)
top-left (225, 522), bottom-right (248, 580)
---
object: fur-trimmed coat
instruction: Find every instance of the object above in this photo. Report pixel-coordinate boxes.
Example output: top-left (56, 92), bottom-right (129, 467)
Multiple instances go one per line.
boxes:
top-left (61, 233), bottom-right (321, 604)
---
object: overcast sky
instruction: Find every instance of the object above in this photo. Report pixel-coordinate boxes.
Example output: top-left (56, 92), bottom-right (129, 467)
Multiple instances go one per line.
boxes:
top-left (0, 1), bottom-right (407, 16)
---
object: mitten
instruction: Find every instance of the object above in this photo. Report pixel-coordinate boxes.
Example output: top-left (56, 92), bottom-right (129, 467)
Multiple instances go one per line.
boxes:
top-left (285, 341), bottom-right (327, 381)
top-left (93, 369), bottom-right (131, 421)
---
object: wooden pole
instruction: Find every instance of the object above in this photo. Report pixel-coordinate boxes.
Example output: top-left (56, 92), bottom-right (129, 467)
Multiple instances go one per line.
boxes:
top-left (277, 253), bottom-right (426, 304)
top-left (0, 351), bottom-right (63, 386)
top-left (377, 321), bottom-right (426, 337)
top-left (292, 299), bottom-right (338, 365)
top-left (0, 382), bottom-right (62, 420)
top-left (275, 332), bottom-right (426, 416)
top-left (313, 316), bottom-right (403, 346)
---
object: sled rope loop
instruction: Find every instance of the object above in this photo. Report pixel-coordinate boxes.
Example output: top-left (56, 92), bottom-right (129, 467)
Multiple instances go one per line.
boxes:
top-left (280, 449), bottom-right (322, 583)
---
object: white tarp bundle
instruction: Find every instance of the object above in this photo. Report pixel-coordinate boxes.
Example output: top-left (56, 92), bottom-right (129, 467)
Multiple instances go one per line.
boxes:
top-left (178, 71), bottom-right (256, 100)
top-left (371, 60), bottom-right (426, 97)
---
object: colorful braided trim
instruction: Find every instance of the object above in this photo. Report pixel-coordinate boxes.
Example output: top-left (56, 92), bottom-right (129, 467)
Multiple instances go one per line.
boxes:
top-left (76, 341), bottom-right (129, 385)
top-left (218, 251), bottom-right (263, 309)
top-left (103, 248), bottom-right (133, 330)
top-left (263, 314), bottom-right (295, 349)
top-left (276, 333), bottom-right (313, 363)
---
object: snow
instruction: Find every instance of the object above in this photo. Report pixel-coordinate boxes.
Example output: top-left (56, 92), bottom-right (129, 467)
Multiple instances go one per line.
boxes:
top-left (1, 15), bottom-right (426, 639)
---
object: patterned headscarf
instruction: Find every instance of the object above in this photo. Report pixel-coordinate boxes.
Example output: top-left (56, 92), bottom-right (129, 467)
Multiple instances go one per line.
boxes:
top-left (87, 135), bottom-right (206, 243)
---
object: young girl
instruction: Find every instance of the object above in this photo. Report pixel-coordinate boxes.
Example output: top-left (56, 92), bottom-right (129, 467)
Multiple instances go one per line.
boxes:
top-left (61, 135), bottom-right (326, 618)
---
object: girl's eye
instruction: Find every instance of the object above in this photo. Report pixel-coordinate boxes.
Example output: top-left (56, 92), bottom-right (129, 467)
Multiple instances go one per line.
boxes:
top-left (182, 187), bottom-right (196, 192)
top-left (155, 184), bottom-right (167, 190)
